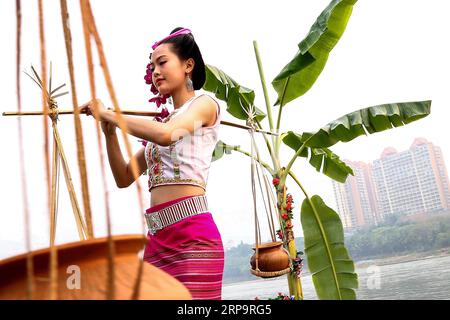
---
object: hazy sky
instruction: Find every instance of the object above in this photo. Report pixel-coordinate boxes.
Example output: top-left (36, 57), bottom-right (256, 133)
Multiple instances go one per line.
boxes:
top-left (1, 0), bottom-right (449, 259)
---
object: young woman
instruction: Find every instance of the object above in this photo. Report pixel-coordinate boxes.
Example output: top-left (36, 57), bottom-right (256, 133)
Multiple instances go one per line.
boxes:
top-left (80, 27), bottom-right (225, 300)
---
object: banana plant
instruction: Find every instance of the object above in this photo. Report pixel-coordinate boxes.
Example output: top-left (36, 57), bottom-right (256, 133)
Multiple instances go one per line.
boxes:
top-left (205, 0), bottom-right (431, 300)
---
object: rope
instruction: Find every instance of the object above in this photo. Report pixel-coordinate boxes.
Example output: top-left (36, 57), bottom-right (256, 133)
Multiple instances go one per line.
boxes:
top-left (251, 131), bottom-right (276, 241)
top-left (246, 102), bottom-right (282, 272)
top-left (250, 131), bottom-right (260, 271)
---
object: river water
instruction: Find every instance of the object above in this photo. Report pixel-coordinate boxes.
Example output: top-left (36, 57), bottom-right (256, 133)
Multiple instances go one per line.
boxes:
top-left (222, 255), bottom-right (450, 300)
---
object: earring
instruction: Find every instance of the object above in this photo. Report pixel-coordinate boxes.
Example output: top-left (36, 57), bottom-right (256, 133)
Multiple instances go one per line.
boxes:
top-left (186, 76), bottom-right (194, 92)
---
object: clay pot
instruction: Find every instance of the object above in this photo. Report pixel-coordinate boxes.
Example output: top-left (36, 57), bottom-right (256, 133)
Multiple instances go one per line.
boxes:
top-left (0, 234), bottom-right (191, 300)
top-left (250, 241), bottom-right (290, 278)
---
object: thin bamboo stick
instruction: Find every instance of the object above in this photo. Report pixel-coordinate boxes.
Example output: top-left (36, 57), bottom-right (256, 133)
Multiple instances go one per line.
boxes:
top-left (16, 0), bottom-right (35, 300)
top-left (3, 110), bottom-right (280, 136)
top-left (79, 0), bottom-right (115, 300)
top-left (37, 0), bottom-right (58, 301)
top-left (50, 130), bottom-right (59, 246)
top-left (53, 123), bottom-right (88, 240)
top-left (60, 0), bottom-right (94, 239)
top-left (82, 0), bottom-right (146, 300)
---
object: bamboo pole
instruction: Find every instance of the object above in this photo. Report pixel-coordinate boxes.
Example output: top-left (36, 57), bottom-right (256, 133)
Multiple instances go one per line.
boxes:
top-left (16, 0), bottom-right (35, 300)
top-left (50, 128), bottom-right (59, 246)
top-left (53, 122), bottom-right (89, 240)
top-left (3, 109), bottom-right (280, 136)
top-left (60, 0), bottom-right (94, 239)
top-left (79, 0), bottom-right (115, 300)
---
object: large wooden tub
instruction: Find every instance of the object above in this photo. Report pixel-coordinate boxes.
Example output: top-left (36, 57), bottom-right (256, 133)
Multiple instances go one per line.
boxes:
top-left (0, 234), bottom-right (191, 300)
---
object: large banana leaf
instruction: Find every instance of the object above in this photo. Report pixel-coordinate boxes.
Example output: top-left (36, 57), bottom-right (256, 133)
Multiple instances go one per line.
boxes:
top-left (272, 0), bottom-right (358, 107)
top-left (304, 100), bottom-right (432, 148)
top-left (301, 195), bottom-right (358, 299)
top-left (282, 131), bottom-right (353, 183)
top-left (203, 64), bottom-right (266, 122)
top-left (211, 140), bottom-right (240, 162)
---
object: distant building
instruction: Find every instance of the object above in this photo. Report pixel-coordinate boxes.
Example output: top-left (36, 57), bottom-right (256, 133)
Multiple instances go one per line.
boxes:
top-left (332, 138), bottom-right (450, 231)
top-left (332, 161), bottom-right (379, 231)
top-left (372, 138), bottom-right (450, 219)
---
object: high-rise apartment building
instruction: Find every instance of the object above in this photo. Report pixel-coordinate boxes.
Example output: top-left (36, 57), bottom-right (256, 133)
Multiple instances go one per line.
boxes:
top-left (332, 138), bottom-right (450, 231)
top-left (372, 138), bottom-right (450, 218)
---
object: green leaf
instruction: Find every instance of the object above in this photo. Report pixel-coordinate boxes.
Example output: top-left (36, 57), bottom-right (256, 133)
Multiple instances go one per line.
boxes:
top-left (301, 195), bottom-right (358, 299)
top-left (211, 140), bottom-right (240, 162)
top-left (203, 64), bottom-right (266, 122)
top-left (272, 0), bottom-right (358, 106)
top-left (305, 100), bottom-right (432, 148)
top-left (282, 131), bottom-right (353, 183)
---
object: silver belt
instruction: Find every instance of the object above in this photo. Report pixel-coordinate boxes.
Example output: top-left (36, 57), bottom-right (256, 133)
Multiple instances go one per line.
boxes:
top-left (144, 195), bottom-right (209, 235)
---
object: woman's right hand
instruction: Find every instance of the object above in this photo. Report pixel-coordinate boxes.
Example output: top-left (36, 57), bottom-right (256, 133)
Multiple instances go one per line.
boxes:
top-left (101, 119), bottom-right (117, 136)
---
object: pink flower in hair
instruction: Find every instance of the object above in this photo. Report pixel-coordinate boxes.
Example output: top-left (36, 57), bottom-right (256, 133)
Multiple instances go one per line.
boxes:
top-left (144, 58), bottom-right (170, 114)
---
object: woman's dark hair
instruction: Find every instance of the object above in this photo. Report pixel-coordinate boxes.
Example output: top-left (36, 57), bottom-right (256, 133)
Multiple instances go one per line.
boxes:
top-left (158, 27), bottom-right (206, 90)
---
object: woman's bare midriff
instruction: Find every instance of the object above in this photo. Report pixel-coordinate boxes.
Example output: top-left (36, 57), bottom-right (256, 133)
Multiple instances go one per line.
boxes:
top-left (150, 184), bottom-right (205, 207)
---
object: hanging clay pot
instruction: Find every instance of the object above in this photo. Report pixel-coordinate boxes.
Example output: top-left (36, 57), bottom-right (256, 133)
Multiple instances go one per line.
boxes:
top-left (250, 241), bottom-right (291, 278)
top-left (0, 234), bottom-right (191, 300)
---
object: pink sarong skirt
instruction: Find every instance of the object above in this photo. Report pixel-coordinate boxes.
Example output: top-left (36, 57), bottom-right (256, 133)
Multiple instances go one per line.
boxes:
top-left (143, 195), bottom-right (225, 300)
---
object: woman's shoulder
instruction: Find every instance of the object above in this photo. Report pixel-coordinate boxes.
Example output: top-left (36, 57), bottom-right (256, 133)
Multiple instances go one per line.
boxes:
top-left (189, 94), bottom-right (221, 115)
top-left (191, 93), bottom-right (219, 105)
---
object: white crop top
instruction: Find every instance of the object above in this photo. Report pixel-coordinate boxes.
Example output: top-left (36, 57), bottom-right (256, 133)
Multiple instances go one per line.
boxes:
top-left (144, 94), bottom-right (221, 191)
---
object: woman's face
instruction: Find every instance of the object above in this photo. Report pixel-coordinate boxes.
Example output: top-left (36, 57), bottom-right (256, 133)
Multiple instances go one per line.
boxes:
top-left (150, 43), bottom-right (194, 95)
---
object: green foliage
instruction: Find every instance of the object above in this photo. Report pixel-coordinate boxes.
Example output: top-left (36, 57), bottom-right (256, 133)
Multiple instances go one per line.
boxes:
top-left (212, 140), bottom-right (240, 162)
top-left (347, 214), bottom-right (450, 259)
top-left (223, 242), bottom-right (257, 283)
top-left (282, 131), bottom-right (354, 182)
top-left (272, 0), bottom-right (358, 106)
top-left (203, 0), bottom-right (432, 301)
top-left (301, 195), bottom-right (358, 299)
top-left (203, 64), bottom-right (266, 122)
top-left (304, 101), bottom-right (432, 148)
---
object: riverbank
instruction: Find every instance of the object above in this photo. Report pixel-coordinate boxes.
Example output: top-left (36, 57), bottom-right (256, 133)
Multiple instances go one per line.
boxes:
top-left (223, 247), bottom-right (450, 285)
top-left (223, 254), bottom-right (450, 300)
top-left (354, 247), bottom-right (450, 268)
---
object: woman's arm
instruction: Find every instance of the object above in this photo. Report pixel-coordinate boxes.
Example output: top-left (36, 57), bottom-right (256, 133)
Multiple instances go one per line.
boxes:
top-left (105, 131), bottom-right (147, 188)
top-left (101, 95), bottom-right (218, 146)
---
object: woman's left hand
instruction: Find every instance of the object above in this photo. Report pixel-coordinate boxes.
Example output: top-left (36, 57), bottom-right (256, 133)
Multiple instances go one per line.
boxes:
top-left (79, 99), bottom-right (109, 121)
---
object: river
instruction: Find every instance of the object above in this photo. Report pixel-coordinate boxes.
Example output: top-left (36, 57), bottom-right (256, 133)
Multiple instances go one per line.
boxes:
top-left (222, 255), bottom-right (450, 300)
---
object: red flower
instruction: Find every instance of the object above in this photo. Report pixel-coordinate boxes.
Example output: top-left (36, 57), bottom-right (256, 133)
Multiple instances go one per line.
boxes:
top-left (282, 213), bottom-right (289, 220)
top-left (286, 221), bottom-right (293, 229)
top-left (150, 84), bottom-right (159, 95)
top-left (154, 106), bottom-right (170, 122)
top-left (159, 107), bottom-right (169, 118)
top-left (149, 95), bottom-right (169, 108)
top-left (276, 229), bottom-right (284, 240)
top-left (286, 203), bottom-right (292, 211)
top-left (272, 177), bottom-right (280, 186)
top-left (145, 59), bottom-right (170, 110)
